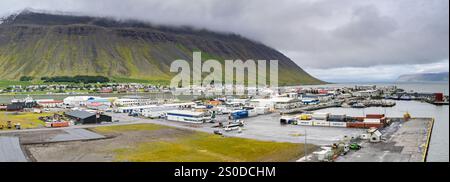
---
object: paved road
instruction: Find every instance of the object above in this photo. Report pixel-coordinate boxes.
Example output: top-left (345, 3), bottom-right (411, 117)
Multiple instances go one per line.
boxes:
top-left (49, 129), bottom-right (106, 143)
top-left (0, 137), bottom-right (27, 162)
top-left (1, 113), bottom-right (366, 146)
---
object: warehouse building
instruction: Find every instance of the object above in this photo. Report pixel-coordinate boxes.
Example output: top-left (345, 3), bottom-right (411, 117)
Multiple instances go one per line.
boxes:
top-left (65, 110), bottom-right (112, 124)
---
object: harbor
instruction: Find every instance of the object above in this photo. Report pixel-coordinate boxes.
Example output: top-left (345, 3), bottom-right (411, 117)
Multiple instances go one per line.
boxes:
top-left (0, 83), bottom-right (448, 162)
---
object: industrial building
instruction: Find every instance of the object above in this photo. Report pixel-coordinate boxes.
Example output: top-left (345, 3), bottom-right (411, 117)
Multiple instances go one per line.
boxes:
top-left (166, 110), bottom-right (211, 123)
top-left (65, 110), bottom-right (112, 124)
top-left (250, 97), bottom-right (302, 110)
top-left (113, 96), bottom-right (157, 107)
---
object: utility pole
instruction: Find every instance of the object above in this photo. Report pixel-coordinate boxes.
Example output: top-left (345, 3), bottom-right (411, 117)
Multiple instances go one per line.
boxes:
top-left (304, 129), bottom-right (308, 162)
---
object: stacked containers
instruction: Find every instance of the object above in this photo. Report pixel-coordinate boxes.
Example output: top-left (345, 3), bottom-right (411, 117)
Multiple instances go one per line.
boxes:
top-left (328, 114), bottom-right (347, 122)
top-left (365, 114), bottom-right (386, 128)
top-left (313, 120), bottom-right (330, 127)
top-left (346, 122), bottom-right (365, 128)
top-left (311, 112), bottom-right (330, 127)
top-left (327, 114), bottom-right (347, 127)
top-left (366, 114), bottom-right (385, 119)
top-left (312, 112), bottom-right (330, 120)
top-left (330, 121), bottom-right (347, 127)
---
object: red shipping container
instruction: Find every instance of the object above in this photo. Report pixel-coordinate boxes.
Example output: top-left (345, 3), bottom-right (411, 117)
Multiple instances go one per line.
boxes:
top-left (353, 117), bottom-right (365, 122)
top-left (51, 122), bottom-right (69, 128)
top-left (364, 123), bottom-right (383, 129)
top-left (366, 114), bottom-right (385, 119)
top-left (347, 122), bottom-right (365, 128)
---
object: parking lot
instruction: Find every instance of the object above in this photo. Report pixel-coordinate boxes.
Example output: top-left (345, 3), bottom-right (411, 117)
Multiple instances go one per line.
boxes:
top-left (108, 112), bottom-right (366, 146)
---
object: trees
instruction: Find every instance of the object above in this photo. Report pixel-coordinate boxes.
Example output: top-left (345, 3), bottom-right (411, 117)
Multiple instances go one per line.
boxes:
top-left (19, 76), bottom-right (34, 81)
top-left (41, 75), bottom-right (110, 84)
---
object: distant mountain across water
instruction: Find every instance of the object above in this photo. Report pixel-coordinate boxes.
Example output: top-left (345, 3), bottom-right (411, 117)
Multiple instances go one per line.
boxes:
top-left (396, 72), bottom-right (449, 83)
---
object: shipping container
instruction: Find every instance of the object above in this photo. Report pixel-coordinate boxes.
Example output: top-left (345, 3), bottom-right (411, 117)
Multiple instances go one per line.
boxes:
top-left (353, 117), bottom-right (365, 122)
top-left (298, 120), bottom-right (313, 126)
top-left (364, 118), bottom-right (381, 123)
top-left (330, 122), bottom-right (347, 128)
top-left (51, 122), bottom-right (69, 128)
top-left (366, 114), bottom-right (385, 119)
top-left (231, 110), bottom-right (249, 120)
top-left (313, 120), bottom-right (330, 127)
top-left (327, 114), bottom-right (346, 122)
top-left (312, 112), bottom-right (329, 120)
top-left (364, 123), bottom-right (384, 129)
top-left (346, 122), bottom-right (365, 128)
top-left (299, 114), bottom-right (312, 120)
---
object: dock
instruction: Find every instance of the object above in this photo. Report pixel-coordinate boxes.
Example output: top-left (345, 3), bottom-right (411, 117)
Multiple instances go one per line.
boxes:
top-left (336, 118), bottom-right (434, 162)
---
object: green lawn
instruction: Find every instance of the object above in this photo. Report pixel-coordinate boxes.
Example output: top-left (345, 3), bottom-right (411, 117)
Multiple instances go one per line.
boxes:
top-left (93, 124), bottom-right (315, 162)
top-left (0, 80), bottom-right (35, 89)
top-left (0, 112), bottom-right (55, 129)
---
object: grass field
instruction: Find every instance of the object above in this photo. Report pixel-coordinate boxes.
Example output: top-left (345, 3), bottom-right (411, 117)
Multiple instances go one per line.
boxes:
top-left (93, 124), bottom-right (315, 162)
top-left (0, 112), bottom-right (54, 129)
top-left (112, 77), bottom-right (170, 85)
top-left (0, 80), bottom-right (35, 89)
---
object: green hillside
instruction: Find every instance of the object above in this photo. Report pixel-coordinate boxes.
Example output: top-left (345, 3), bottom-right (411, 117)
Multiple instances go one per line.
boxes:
top-left (0, 11), bottom-right (324, 86)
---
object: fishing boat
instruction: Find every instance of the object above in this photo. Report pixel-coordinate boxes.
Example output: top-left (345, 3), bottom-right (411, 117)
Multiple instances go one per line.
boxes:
top-left (352, 103), bottom-right (366, 108)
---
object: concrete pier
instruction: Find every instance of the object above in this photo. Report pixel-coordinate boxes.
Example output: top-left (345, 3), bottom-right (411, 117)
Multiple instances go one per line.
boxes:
top-left (336, 118), bottom-right (434, 162)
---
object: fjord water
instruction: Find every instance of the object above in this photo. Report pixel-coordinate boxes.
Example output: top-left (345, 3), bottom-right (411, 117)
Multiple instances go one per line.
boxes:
top-left (312, 82), bottom-right (449, 162)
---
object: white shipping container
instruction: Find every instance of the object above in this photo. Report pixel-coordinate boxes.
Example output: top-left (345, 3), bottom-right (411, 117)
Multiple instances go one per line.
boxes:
top-left (364, 118), bottom-right (381, 123)
top-left (298, 121), bottom-right (313, 126)
top-left (313, 120), bottom-right (330, 127)
top-left (330, 122), bottom-right (347, 128)
top-left (312, 112), bottom-right (330, 120)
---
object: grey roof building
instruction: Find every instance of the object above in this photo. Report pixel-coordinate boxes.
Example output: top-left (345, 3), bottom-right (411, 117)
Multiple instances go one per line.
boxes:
top-left (65, 110), bottom-right (111, 124)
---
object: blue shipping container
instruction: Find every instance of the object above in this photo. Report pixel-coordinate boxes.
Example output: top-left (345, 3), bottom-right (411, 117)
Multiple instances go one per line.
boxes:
top-left (231, 110), bottom-right (249, 119)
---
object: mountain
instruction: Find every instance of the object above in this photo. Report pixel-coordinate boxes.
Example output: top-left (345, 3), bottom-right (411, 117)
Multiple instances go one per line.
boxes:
top-left (396, 72), bottom-right (449, 83)
top-left (0, 10), bottom-right (324, 85)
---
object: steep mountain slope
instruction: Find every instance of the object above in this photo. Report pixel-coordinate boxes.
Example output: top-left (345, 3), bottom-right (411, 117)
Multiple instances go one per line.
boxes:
top-left (0, 11), bottom-right (324, 85)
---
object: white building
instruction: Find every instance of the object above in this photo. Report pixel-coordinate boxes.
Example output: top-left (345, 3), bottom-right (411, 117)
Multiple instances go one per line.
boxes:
top-left (113, 96), bottom-right (157, 107)
top-left (63, 96), bottom-right (96, 107)
top-left (116, 102), bottom-right (195, 114)
top-left (36, 99), bottom-right (64, 108)
top-left (141, 102), bottom-right (196, 117)
top-left (166, 110), bottom-right (211, 123)
top-left (250, 97), bottom-right (302, 110)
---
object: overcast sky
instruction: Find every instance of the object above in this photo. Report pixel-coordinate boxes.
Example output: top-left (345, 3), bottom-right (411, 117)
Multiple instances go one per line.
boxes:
top-left (0, 0), bottom-right (448, 82)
